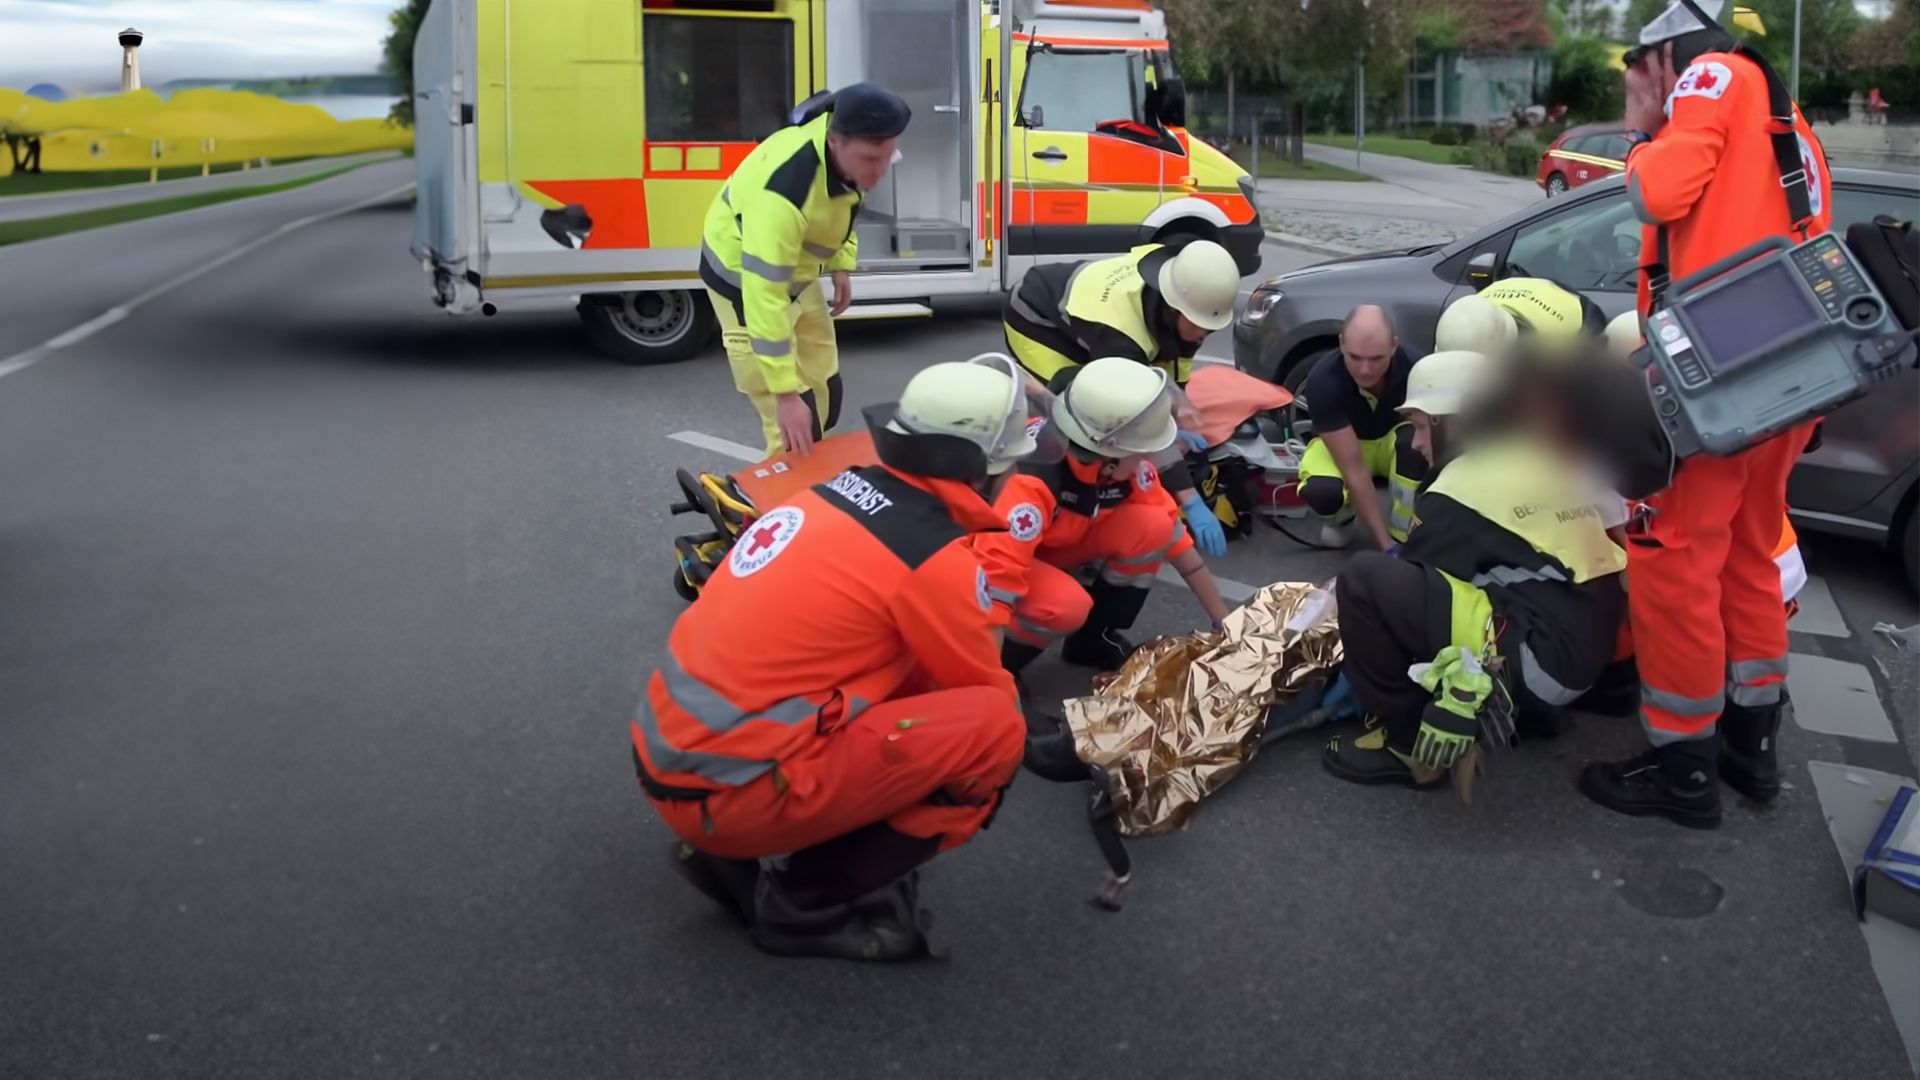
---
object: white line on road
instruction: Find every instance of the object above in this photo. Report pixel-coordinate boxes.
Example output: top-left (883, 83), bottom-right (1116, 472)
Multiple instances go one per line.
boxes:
top-left (0, 181), bottom-right (417, 383)
top-left (666, 429), bottom-right (1264, 603)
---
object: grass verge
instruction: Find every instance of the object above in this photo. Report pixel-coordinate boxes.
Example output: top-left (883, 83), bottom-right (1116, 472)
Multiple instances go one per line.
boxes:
top-left (0, 158), bottom-right (324, 197)
top-left (0, 160), bottom-right (370, 247)
top-left (1225, 141), bottom-right (1370, 181)
top-left (1305, 133), bottom-right (1469, 166)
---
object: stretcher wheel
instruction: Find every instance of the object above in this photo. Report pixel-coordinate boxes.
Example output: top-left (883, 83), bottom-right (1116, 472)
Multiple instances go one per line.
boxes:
top-left (672, 567), bottom-right (699, 602)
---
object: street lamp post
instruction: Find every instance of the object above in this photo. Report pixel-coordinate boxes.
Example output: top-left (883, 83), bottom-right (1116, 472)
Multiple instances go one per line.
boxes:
top-left (1790, 0), bottom-right (1803, 100)
top-left (1355, 47), bottom-right (1365, 170)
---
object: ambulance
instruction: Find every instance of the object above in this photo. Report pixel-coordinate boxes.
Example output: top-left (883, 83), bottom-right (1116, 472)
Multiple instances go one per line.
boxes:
top-left (409, 0), bottom-right (1261, 364)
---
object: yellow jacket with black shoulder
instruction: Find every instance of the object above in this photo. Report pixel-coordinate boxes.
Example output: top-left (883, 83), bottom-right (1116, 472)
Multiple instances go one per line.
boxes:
top-left (700, 112), bottom-right (860, 395)
top-left (1401, 436), bottom-right (1627, 704)
top-left (1006, 240), bottom-right (1202, 385)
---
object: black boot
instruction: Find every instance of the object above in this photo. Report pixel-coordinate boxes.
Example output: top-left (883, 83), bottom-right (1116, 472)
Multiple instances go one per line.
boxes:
top-left (1718, 696), bottom-right (1784, 803)
top-left (1002, 639), bottom-right (1043, 712)
top-left (1062, 580), bottom-right (1150, 671)
top-left (1321, 726), bottom-right (1448, 789)
top-left (747, 874), bottom-right (930, 961)
top-left (1578, 737), bottom-right (1723, 829)
top-left (670, 843), bottom-right (760, 925)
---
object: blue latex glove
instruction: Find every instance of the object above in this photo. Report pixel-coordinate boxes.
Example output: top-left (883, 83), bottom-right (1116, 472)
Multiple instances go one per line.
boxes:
top-left (1176, 429), bottom-right (1210, 454)
top-left (1384, 543), bottom-right (1402, 558)
top-left (1180, 492), bottom-right (1228, 558)
top-left (1320, 670), bottom-right (1361, 722)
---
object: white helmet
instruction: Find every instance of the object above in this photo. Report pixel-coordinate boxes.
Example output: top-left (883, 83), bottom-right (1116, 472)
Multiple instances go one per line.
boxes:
top-left (876, 353), bottom-right (1054, 477)
top-left (1050, 357), bottom-right (1179, 457)
top-left (1604, 310), bottom-right (1644, 361)
top-left (1399, 350), bottom-right (1501, 418)
top-left (1434, 294), bottom-right (1519, 355)
top-left (1157, 240), bottom-right (1239, 332)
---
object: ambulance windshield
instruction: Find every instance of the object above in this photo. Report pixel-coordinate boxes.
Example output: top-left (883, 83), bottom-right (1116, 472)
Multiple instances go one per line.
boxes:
top-left (1021, 48), bottom-right (1144, 133)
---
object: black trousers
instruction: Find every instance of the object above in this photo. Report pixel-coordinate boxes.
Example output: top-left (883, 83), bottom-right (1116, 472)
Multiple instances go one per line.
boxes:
top-left (1335, 552), bottom-right (1441, 749)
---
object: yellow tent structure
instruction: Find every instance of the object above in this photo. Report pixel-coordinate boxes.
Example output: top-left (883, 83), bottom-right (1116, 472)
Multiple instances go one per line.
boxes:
top-left (1, 86), bottom-right (410, 177)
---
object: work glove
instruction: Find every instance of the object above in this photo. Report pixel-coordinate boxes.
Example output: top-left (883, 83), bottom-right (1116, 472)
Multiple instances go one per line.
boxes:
top-left (1180, 492), bottom-right (1228, 558)
top-left (1409, 646), bottom-right (1490, 771)
top-left (1176, 429), bottom-right (1211, 454)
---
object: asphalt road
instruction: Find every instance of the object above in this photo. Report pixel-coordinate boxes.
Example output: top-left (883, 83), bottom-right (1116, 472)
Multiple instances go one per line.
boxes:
top-left (1, 165), bottom-right (1914, 1080)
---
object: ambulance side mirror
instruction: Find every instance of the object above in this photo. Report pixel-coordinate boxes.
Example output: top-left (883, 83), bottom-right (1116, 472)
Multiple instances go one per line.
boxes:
top-left (1022, 105), bottom-right (1045, 129)
top-left (1159, 77), bottom-right (1188, 128)
top-left (1465, 251), bottom-right (1499, 291)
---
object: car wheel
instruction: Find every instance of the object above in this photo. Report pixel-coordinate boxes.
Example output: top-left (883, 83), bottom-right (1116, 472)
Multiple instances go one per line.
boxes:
top-left (578, 289), bottom-right (715, 366)
top-left (1546, 173), bottom-right (1569, 197)
top-left (1277, 344), bottom-right (1329, 444)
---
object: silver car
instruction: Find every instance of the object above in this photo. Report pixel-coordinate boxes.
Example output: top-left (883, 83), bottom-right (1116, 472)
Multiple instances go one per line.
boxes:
top-left (1233, 167), bottom-right (1920, 588)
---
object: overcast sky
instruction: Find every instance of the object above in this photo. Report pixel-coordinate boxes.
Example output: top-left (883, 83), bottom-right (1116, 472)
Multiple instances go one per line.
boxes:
top-left (0, 0), bottom-right (394, 91)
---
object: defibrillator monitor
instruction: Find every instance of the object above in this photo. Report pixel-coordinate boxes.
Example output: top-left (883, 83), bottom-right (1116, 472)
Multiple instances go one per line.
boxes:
top-left (1638, 233), bottom-right (1917, 459)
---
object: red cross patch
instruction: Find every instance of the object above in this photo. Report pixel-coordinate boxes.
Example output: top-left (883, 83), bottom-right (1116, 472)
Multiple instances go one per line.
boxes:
top-left (727, 506), bottom-right (805, 578)
top-left (1669, 61), bottom-right (1733, 111)
top-left (1007, 501), bottom-right (1044, 542)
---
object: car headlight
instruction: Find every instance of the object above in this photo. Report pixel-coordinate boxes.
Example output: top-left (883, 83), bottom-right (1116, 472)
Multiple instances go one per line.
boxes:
top-left (1243, 282), bottom-right (1283, 325)
top-left (1237, 174), bottom-right (1260, 215)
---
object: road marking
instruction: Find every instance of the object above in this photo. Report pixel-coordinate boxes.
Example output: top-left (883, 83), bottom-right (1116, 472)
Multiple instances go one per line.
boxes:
top-left (0, 181), bottom-right (416, 383)
top-left (668, 430), bottom-right (765, 463)
top-left (1790, 574), bottom-right (1851, 638)
top-left (1788, 653), bottom-right (1899, 743)
top-left (665, 429), bottom-right (1263, 602)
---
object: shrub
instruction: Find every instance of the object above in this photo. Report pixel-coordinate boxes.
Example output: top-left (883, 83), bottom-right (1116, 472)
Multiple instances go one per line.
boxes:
top-left (1503, 137), bottom-right (1545, 177)
top-left (1428, 126), bottom-right (1460, 146)
top-left (1548, 35), bottom-right (1625, 123)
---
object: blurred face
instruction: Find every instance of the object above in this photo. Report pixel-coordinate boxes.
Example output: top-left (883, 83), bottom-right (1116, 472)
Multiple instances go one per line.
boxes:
top-left (826, 132), bottom-right (899, 191)
top-left (1340, 321), bottom-right (1398, 392)
top-left (1407, 409), bottom-right (1435, 464)
top-left (1175, 312), bottom-right (1211, 344)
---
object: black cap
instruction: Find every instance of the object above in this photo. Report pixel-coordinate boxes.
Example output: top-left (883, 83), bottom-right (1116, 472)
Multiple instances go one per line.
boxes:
top-left (827, 82), bottom-right (911, 140)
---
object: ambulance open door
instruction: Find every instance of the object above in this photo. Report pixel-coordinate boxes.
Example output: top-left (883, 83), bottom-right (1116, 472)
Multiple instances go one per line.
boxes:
top-left (825, 0), bottom-right (977, 273)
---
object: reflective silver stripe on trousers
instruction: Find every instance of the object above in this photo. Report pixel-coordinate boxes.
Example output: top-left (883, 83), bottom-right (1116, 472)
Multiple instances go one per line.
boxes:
top-left (1470, 564), bottom-right (1568, 589)
top-left (803, 241), bottom-right (839, 260)
top-left (739, 251), bottom-right (796, 283)
top-left (1099, 563), bottom-right (1157, 587)
top-left (1728, 656), bottom-right (1788, 685)
top-left (1639, 685), bottom-right (1726, 746)
top-left (1519, 642), bottom-right (1582, 706)
top-left (752, 337), bottom-right (793, 358)
top-left (632, 655), bottom-right (828, 787)
top-left (988, 586), bottom-right (1021, 607)
top-left (1727, 682), bottom-right (1783, 707)
top-left (1012, 615), bottom-right (1068, 643)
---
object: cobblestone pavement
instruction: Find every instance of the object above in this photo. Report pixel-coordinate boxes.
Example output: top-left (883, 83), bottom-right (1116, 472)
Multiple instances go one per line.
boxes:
top-left (1257, 141), bottom-right (1544, 253)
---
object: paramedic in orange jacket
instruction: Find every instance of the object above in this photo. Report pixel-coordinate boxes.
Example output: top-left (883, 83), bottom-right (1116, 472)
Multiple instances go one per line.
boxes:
top-left (632, 354), bottom-right (1052, 961)
top-left (1578, 0), bottom-right (1832, 829)
top-left (980, 357), bottom-right (1233, 676)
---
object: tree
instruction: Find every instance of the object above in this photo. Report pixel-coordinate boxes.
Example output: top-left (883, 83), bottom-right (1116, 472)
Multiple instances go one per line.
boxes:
top-left (1556, 0), bottom-right (1618, 39)
top-left (1549, 35), bottom-right (1627, 119)
top-left (382, 0), bottom-right (432, 127)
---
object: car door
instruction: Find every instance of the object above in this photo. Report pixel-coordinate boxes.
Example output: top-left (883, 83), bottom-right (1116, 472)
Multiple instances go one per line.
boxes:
top-left (1434, 187), bottom-right (1641, 325)
top-left (1013, 43), bottom-right (1153, 264)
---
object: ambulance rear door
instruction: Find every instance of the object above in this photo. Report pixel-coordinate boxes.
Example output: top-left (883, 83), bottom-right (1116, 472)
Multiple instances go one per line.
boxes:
top-left (825, 0), bottom-right (978, 276)
top-left (410, 0), bottom-right (480, 310)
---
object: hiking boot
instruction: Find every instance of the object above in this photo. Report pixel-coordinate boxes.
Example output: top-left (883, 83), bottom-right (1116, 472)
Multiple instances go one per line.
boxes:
top-left (1321, 726), bottom-right (1447, 789)
top-left (1578, 739), bottom-right (1723, 829)
top-left (1718, 698), bottom-right (1784, 803)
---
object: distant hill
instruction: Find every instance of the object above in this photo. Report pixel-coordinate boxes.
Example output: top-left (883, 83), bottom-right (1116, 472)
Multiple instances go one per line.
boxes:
top-left (25, 83), bottom-right (68, 102)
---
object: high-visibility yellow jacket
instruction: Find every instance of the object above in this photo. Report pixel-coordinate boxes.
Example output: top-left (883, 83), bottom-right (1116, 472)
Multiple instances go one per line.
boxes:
top-left (699, 113), bottom-right (861, 395)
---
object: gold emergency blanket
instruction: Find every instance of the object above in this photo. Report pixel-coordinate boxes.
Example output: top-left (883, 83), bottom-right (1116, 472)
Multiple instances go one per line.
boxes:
top-left (1062, 582), bottom-right (1343, 837)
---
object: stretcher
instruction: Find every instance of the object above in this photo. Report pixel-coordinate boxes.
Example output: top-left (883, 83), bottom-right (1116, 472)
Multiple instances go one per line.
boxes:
top-left (669, 432), bottom-right (880, 601)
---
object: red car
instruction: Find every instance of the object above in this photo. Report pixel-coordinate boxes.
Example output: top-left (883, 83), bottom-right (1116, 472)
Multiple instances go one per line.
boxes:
top-left (1537, 123), bottom-right (1631, 196)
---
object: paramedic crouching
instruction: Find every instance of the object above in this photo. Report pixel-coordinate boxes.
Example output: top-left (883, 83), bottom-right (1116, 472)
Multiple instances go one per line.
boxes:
top-left (1294, 305), bottom-right (1427, 552)
top-left (1322, 347), bottom-right (1627, 790)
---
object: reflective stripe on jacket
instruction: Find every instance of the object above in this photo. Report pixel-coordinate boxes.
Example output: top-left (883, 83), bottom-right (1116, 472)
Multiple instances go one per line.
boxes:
top-left (1006, 241), bottom-right (1200, 384)
top-left (700, 112), bottom-right (861, 394)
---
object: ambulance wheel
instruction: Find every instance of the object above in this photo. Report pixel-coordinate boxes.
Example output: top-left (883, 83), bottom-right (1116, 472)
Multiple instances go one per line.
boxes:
top-left (579, 290), bottom-right (714, 366)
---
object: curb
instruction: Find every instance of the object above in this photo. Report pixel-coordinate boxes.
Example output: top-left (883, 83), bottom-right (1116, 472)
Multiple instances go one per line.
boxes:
top-left (1261, 229), bottom-right (1364, 259)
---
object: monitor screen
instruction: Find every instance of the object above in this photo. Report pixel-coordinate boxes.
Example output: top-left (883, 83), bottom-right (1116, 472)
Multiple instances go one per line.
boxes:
top-left (1681, 261), bottom-right (1822, 376)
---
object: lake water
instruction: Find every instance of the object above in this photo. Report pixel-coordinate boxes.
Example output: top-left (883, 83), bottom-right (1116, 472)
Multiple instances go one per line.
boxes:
top-left (282, 94), bottom-right (399, 122)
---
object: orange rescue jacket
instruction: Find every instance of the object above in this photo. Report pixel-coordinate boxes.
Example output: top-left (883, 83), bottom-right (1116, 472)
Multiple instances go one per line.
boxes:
top-left (634, 465), bottom-right (1017, 795)
top-left (976, 454), bottom-right (1194, 614)
top-left (1627, 50), bottom-right (1833, 315)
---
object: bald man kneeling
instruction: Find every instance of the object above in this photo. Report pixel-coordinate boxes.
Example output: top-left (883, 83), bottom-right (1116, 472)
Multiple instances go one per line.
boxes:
top-left (1292, 305), bottom-right (1428, 552)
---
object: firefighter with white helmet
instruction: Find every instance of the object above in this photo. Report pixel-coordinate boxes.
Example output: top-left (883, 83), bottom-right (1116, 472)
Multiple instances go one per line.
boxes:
top-left (1434, 294), bottom-right (1519, 356)
top-left (1001, 238), bottom-right (1246, 558)
top-left (1323, 347), bottom-right (1628, 790)
top-left (634, 353), bottom-right (1055, 962)
top-left (977, 356), bottom-right (1233, 684)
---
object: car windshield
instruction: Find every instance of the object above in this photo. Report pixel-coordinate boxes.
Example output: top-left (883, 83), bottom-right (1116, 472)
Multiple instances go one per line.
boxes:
top-left (1505, 194), bottom-right (1644, 290)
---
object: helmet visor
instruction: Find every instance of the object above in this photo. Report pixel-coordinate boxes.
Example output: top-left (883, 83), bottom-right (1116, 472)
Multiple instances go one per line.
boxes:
top-left (967, 352), bottom-right (1065, 471)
